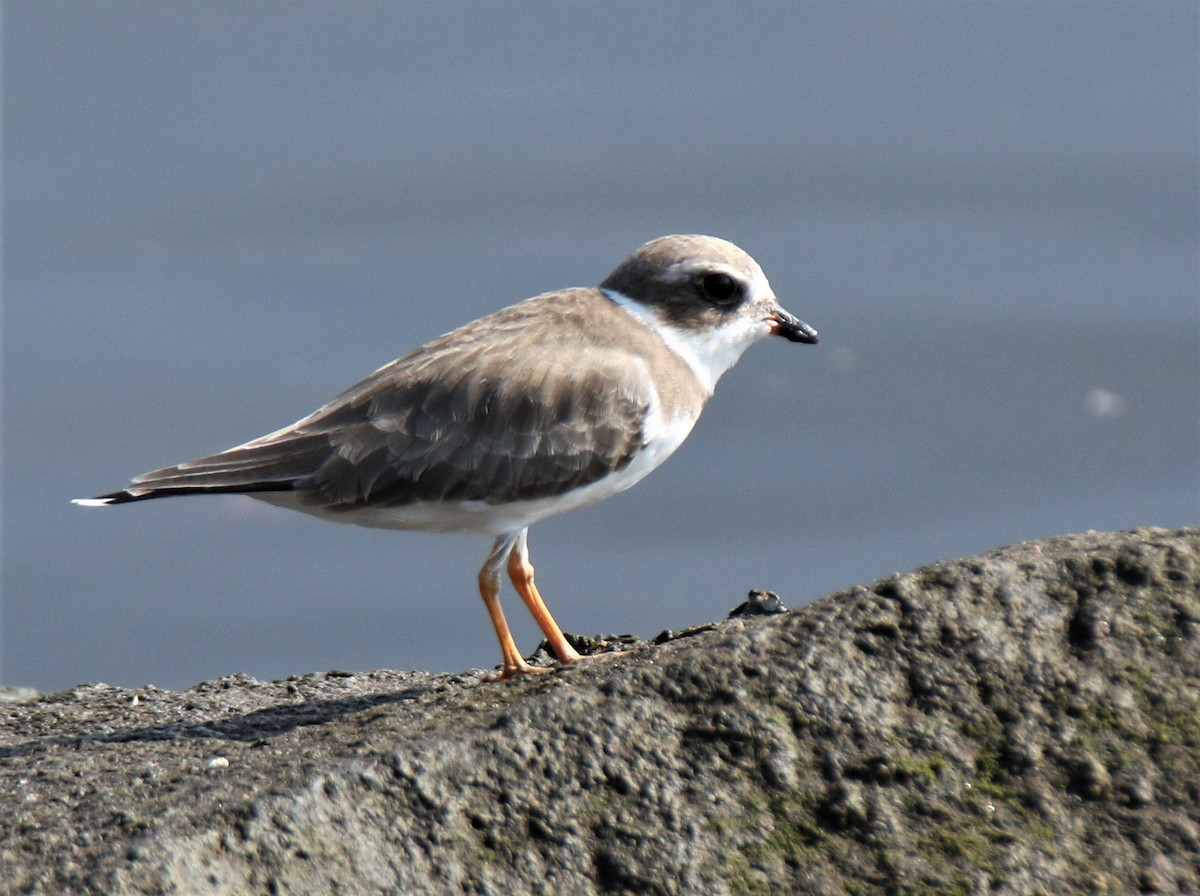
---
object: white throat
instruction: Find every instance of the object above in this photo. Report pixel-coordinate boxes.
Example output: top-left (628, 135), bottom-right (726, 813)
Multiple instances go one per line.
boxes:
top-left (603, 286), bottom-right (773, 394)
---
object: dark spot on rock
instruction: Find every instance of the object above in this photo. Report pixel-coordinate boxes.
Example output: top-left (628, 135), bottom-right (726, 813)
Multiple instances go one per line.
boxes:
top-left (1120, 775), bottom-right (1155, 807)
top-left (527, 815), bottom-right (560, 843)
top-left (1068, 755), bottom-right (1113, 800)
top-left (1115, 557), bottom-right (1150, 586)
top-left (818, 782), bottom-right (869, 830)
top-left (1068, 603), bottom-right (1110, 650)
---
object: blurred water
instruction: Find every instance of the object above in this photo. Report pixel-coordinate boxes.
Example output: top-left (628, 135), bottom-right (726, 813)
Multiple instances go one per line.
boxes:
top-left (5, 1), bottom-right (1197, 691)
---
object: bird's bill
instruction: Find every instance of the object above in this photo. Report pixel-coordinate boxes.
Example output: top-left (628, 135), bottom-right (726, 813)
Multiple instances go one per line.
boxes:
top-left (766, 307), bottom-right (819, 344)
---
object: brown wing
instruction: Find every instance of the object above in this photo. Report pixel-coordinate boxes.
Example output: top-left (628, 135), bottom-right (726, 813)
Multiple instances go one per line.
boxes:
top-left (296, 347), bottom-right (649, 506)
top-left (95, 289), bottom-right (654, 507)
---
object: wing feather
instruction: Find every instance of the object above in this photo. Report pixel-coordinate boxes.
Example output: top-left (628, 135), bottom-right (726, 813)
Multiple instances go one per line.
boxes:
top-left (94, 289), bottom-right (659, 508)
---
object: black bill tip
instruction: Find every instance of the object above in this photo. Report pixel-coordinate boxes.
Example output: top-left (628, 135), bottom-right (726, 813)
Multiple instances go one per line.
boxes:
top-left (768, 310), bottom-right (819, 344)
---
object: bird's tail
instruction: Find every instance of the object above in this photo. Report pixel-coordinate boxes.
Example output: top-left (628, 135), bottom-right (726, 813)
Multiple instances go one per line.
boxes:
top-left (72, 433), bottom-right (333, 506)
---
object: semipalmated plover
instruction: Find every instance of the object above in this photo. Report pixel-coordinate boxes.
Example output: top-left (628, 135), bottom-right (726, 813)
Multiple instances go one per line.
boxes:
top-left (75, 235), bottom-right (818, 679)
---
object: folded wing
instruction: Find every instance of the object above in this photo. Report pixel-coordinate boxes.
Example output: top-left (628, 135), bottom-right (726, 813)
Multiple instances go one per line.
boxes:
top-left (85, 310), bottom-right (652, 510)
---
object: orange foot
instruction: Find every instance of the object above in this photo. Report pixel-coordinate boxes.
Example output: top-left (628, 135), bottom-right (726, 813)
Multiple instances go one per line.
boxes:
top-left (483, 660), bottom-right (553, 682)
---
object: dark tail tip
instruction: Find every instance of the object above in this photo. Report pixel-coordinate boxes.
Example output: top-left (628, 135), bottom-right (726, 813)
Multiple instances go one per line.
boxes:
top-left (71, 490), bottom-right (142, 507)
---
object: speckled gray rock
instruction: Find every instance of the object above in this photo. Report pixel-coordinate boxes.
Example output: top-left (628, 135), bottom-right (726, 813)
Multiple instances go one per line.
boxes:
top-left (2, 527), bottom-right (1197, 895)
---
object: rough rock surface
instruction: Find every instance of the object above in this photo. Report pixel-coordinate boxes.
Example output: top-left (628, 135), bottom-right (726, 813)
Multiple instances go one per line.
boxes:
top-left (2, 527), bottom-right (1197, 895)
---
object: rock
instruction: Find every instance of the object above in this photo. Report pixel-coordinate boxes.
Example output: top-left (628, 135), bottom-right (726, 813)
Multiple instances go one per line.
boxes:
top-left (0, 685), bottom-right (39, 704)
top-left (1, 526), bottom-right (1197, 895)
top-left (728, 588), bottom-right (788, 617)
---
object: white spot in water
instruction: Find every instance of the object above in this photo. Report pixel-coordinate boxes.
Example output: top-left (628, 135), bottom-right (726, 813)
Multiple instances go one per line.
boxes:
top-left (1086, 388), bottom-right (1126, 418)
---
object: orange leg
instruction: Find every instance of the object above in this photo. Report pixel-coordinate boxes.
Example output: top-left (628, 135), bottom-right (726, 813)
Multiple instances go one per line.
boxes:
top-left (478, 534), bottom-right (545, 681)
top-left (506, 530), bottom-right (582, 667)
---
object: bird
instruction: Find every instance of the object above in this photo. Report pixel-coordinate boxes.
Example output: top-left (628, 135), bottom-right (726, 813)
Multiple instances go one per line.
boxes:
top-left (74, 234), bottom-right (818, 680)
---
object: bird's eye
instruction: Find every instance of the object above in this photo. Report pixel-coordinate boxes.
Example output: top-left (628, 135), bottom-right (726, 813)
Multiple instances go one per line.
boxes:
top-left (700, 272), bottom-right (740, 305)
